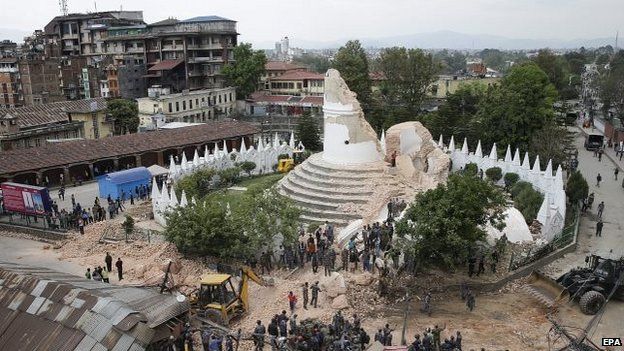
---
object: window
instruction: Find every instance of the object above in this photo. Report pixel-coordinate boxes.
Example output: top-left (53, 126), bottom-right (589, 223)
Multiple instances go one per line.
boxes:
top-left (212, 96), bottom-right (216, 105)
top-left (196, 98), bottom-right (199, 106)
top-left (35, 138), bottom-right (41, 147)
top-left (201, 97), bottom-right (205, 102)
top-left (218, 95), bottom-right (221, 104)
top-left (169, 103), bottom-right (172, 112)
top-left (176, 101), bottom-right (179, 112)
top-left (229, 93), bottom-right (233, 101)
top-left (189, 100), bottom-right (193, 109)
top-left (182, 101), bottom-right (186, 110)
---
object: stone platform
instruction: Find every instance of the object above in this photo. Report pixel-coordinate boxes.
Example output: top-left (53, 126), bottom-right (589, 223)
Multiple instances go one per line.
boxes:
top-left (278, 153), bottom-right (401, 226)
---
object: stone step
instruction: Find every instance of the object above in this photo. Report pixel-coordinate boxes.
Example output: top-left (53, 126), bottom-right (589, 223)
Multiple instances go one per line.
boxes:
top-left (300, 161), bottom-right (386, 180)
top-left (290, 167), bottom-right (399, 189)
top-left (306, 153), bottom-right (387, 173)
top-left (280, 180), bottom-right (370, 204)
top-left (278, 188), bottom-right (343, 211)
top-left (299, 208), bottom-right (361, 222)
top-left (300, 214), bottom-right (350, 226)
top-left (284, 176), bottom-right (375, 196)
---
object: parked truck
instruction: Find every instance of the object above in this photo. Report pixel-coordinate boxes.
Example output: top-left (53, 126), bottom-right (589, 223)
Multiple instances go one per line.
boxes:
top-left (584, 134), bottom-right (604, 151)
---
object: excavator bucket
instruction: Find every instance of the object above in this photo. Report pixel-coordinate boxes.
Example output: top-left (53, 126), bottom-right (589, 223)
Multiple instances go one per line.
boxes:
top-left (523, 271), bottom-right (570, 309)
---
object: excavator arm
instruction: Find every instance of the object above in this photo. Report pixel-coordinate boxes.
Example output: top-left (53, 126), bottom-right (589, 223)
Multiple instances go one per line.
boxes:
top-left (239, 266), bottom-right (271, 312)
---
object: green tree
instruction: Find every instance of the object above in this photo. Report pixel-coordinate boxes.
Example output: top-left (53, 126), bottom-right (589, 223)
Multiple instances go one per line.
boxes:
top-left (332, 40), bottom-right (372, 110)
top-left (293, 53), bottom-right (331, 73)
top-left (514, 185), bottom-right (543, 224)
top-left (477, 62), bottom-right (557, 150)
top-left (108, 99), bottom-right (139, 134)
top-left (566, 171), bottom-right (589, 205)
top-left (532, 49), bottom-right (569, 91)
top-left (296, 111), bottom-right (322, 151)
top-left (175, 168), bottom-right (217, 200)
top-left (378, 47), bottom-right (441, 117)
top-left (528, 121), bottom-right (574, 169)
top-left (503, 172), bottom-right (520, 189)
top-left (485, 167), bottom-right (503, 183)
top-left (599, 50), bottom-right (624, 126)
top-left (222, 43), bottom-right (267, 99)
top-left (421, 82), bottom-right (485, 141)
top-left (164, 189), bottom-right (300, 259)
top-left (238, 161), bottom-right (256, 176)
top-left (395, 173), bottom-right (507, 269)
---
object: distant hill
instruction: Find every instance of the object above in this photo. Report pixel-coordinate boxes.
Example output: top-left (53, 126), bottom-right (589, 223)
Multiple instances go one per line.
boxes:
top-left (0, 28), bottom-right (30, 43)
top-left (253, 30), bottom-right (616, 50)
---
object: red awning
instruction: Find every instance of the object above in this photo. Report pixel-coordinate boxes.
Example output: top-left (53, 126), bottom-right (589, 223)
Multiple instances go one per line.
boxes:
top-left (148, 59), bottom-right (184, 71)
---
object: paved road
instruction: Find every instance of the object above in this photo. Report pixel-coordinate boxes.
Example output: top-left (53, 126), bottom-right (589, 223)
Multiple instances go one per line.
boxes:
top-left (0, 236), bottom-right (83, 276)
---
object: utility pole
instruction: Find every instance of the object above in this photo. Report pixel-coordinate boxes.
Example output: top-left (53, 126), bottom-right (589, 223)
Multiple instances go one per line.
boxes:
top-left (59, 0), bottom-right (68, 16)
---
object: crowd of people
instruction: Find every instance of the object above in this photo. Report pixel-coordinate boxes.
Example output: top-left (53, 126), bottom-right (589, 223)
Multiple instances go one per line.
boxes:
top-left (84, 252), bottom-right (124, 282)
top-left (407, 325), bottom-right (464, 351)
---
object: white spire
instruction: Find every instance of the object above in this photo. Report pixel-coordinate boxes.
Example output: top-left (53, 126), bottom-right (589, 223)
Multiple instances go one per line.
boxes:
top-left (475, 140), bottom-right (483, 158)
top-left (461, 138), bottom-right (469, 154)
top-left (193, 149), bottom-right (200, 166)
top-left (555, 165), bottom-right (563, 183)
top-left (205, 145), bottom-right (210, 158)
top-left (161, 183), bottom-right (170, 203)
top-left (489, 143), bottom-right (497, 160)
top-left (532, 155), bottom-right (541, 173)
top-left (289, 132), bottom-right (295, 148)
top-left (504, 145), bottom-right (512, 162)
top-left (179, 190), bottom-right (188, 207)
top-left (273, 132), bottom-right (279, 148)
top-left (449, 135), bottom-right (455, 151)
top-left (240, 138), bottom-right (247, 154)
top-left (223, 140), bottom-right (229, 154)
top-left (169, 155), bottom-right (177, 175)
top-left (512, 148), bottom-right (521, 166)
top-left (180, 152), bottom-right (188, 171)
top-left (191, 196), bottom-right (197, 205)
top-left (522, 152), bottom-right (531, 169)
top-left (544, 159), bottom-right (553, 177)
top-left (214, 142), bottom-right (221, 157)
top-left (170, 188), bottom-right (179, 207)
top-left (380, 129), bottom-right (386, 156)
top-left (438, 134), bottom-right (444, 148)
top-left (537, 192), bottom-right (551, 224)
top-left (257, 137), bottom-right (264, 152)
top-left (151, 177), bottom-right (160, 200)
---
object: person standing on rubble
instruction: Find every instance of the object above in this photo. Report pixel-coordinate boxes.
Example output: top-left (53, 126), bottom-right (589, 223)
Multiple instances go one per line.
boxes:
top-left (287, 291), bottom-right (298, 313)
top-left (311, 281), bottom-right (321, 308)
top-left (253, 320), bottom-right (266, 351)
top-left (115, 257), bottom-right (123, 280)
top-left (302, 282), bottom-right (309, 310)
top-left (105, 252), bottom-right (113, 272)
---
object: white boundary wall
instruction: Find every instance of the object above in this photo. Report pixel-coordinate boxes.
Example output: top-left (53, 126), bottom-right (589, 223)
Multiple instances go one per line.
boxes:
top-left (441, 135), bottom-right (566, 242)
top-left (151, 132), bottom-right (303, 226)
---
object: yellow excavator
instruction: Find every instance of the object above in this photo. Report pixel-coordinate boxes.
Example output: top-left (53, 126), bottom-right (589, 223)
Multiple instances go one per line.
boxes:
top-left (192, 266), bottom-right (270, 325)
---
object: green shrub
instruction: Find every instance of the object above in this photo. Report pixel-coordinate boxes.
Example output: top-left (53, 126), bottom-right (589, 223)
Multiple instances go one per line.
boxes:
top-left (218, 167), bottom-right (242, 185)
top-left (238, 161), bottom-right (256, 175)
top-left (566, 171), bottom-right (589, 205)
top-left (175, 168), bottom-right (216, 200)
top-left (464, 163), bottom-right (478, 176)
top-left (504, 172), bottom-right (520, 188)
top-left (510, 181), bottom-right (532, 199)
top-left (485, 167), bottom-right (503, 183)
top-left (514, 186), bottom-right (543, 224)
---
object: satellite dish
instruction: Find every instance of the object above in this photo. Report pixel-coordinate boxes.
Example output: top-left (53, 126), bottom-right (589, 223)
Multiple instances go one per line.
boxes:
top-left (176, 294), bottom-right (187, 303)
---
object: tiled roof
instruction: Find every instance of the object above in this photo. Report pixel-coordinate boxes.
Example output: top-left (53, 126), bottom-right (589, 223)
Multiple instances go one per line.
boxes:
top-left (0, 120), bottom-right (259, 175)
top-left (269, 70), bottom-right (325, 81)
top-left (265, 61), bottom-right (305, 71)
top-left (0, 261), bottom-right (189, 351)
top-left (147, 59), bottom-right (184, 71)
top-left (181, 16), bottom-right (234, 23)
top-left (149, 18), bottom-right (179, 26)
top-left (250, 93), bottom-right (323, 107)
top-left (0, 98), bottom-right (107, 129)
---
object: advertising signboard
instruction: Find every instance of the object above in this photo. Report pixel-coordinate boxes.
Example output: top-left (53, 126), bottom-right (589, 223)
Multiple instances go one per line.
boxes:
top-left (0, 182), bottom-right (52, 215)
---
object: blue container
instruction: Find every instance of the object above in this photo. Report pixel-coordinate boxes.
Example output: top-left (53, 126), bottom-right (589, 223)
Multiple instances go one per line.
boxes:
top-left (97, 167), bottom-right (151, 200)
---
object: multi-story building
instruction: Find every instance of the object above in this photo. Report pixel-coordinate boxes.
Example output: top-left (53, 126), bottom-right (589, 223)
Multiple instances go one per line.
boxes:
top-left (267, 70), bottom-right (324, 96)
top-left (137, 87), bottom-right (236, 129)
top-left (260, 61), bottom-right (305, 89)
top-left (0, 57), bottom-right (23, 108)
top-left (0, 98), bottom-right (112, 151)
top-left (18, 57), bottom-right (64, 105)
top-left (101, 56), bottom-right (147, 98)
top-left (43, 11), bottom-right (145, 62)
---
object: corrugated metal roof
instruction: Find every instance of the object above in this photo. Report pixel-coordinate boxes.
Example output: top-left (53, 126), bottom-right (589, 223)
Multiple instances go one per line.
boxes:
top-left (0, 262), bottom-right (189, 351)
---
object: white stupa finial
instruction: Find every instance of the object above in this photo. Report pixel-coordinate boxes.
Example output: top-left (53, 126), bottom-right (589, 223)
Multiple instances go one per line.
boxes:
top-left (461, 138), bottom-right (469, 154)
top-left (449, 135), bottom-right (455, 151)
top-left (169, 188), bottom-right (179, 207)
top-left (522, 152), bottom-right (531, 169)
top-left (193, 149), bottom-right (200, 166)
top-left (512, 148), bottom-right (521, 166)
top-left (289, 132), bottom-right (295, 148)
top-left (180, 190), bottom-right (188, 207)
top-left (438, 134), bottom-right (444, 148)
top-left (214, 142), bottom-right (221, 157)
top-left (257, 137), bottom-right (264, 152)
top-left (537, 192), bottom-right (551, 224)
top-left (489, 143), bottom-right (497, 160)
top-left (532, 155), bottom-right (541, 173)
top-left (223, 140), bottom-right (229, 154)
top-left (544, 159), bottom-right (553, 177)
top-left (380, 129), bottom-right (386, 156)
top-left (240, 138), bottom-right (247, 154)
top-left (180, 152), bottom-right (188, 170)
top-left (151, 177), bottom-right (160, 199)
top-left (504, 145), bottom-right (512, 162)
top-left (475, 140), bottom-right (483, 158)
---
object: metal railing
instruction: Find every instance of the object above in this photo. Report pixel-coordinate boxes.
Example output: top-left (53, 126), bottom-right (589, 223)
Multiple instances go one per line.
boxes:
top-left (509, 205), bottom-right (580, 271)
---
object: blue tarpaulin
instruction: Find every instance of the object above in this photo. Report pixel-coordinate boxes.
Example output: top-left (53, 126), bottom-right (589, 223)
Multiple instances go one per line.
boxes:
top-left (97, 167), bottom-right (151, 200)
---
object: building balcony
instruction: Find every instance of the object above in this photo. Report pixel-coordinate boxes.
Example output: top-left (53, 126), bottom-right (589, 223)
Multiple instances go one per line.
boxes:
top-left (162, 45), bottom-right (183, 51)
top-left (187, 43), bottom-right (224, 50)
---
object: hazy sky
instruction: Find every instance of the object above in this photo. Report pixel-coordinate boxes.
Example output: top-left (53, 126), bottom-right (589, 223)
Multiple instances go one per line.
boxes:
top-left (1, 0), bottom-right (622, 47)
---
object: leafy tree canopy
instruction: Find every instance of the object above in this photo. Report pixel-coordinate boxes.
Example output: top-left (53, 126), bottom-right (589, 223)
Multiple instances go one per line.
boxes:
top-left (296, 111), bottom-right (322, 151)
top-left (108, 99), bottom-right (139, 134)
top-left (222, 43), bottom-right (267, 99)
top-left (395, 173), bottom-right (507, 269)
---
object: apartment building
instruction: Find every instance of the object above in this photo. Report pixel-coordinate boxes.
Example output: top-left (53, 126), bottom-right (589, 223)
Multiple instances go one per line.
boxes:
top-left (137, 87), bottom-right (236, 128)
top-left (0, 58), bottom-right (23, 108)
